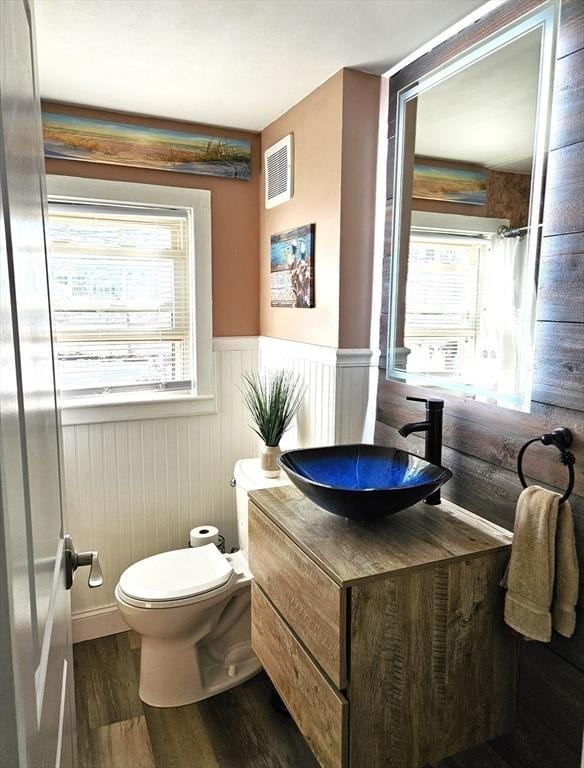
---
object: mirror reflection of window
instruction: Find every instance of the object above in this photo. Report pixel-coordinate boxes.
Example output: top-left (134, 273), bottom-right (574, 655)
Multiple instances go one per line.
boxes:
top-left (402, 215), bottom-right (533, 403)
top-left (388, 7), bottom-right (556, 412)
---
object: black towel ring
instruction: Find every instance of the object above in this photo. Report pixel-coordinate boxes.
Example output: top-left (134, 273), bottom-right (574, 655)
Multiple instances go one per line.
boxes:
top-left (517, 427), bottom-right (576, 505)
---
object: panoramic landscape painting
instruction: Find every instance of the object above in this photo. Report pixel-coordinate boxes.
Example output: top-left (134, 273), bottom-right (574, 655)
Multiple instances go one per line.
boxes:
top-left (412, 163), bottom-right (487, 205)
top-left (42, 112), bottom-right (251, 180)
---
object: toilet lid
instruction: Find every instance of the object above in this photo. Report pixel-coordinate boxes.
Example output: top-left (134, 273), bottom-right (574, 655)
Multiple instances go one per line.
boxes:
top-left (119, 544), bottom-right (233, 602)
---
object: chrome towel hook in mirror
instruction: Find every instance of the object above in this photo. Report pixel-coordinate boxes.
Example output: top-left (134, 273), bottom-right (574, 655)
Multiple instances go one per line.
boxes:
top-left (517, 428), bottom-right (576, 505)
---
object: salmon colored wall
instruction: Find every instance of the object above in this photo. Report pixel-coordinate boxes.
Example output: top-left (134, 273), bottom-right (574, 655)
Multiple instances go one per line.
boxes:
top-left (259, 72), bottom-right (343, 348)
top-left (42, 101), bottom-right (260, 337)
top-left (339, 70), bottom-right (381, 349)
top-left (259, 69), bottom-right (380, 349)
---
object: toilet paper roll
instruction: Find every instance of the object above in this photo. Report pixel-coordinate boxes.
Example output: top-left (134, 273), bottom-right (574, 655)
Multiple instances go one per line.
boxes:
top-left (189, 525), bottom-right (220, 548)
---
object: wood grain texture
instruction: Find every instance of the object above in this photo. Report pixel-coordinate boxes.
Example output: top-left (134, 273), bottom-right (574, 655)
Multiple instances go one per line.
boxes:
top-left (349, 553), bottom-right (517, 768)
top-left (376, 376), bottom-right (584, 493)
top-left (250, 486), bottom-right (512, 587)
top-left (143, 701), bottom-right (220, 768)
top-left (549, 46), bottom-right (584, 150)
top-left (387, 137), bottom-right (396, 199)
top-left (543, 141), bottom-right (584, 237)
top-left (381, 254), bottom-right (392, 312)
top-left (537, 232), bottom-right (584, 322)
top-left (558, 0), bottom-right (584, 59)
top-left (75, 632), bottom-right (318, 768)
top-left (251, 583), bottom-right (348, 768)
top-left (384, 201), bottom-right (394, 256)
top-left (380, 1), bottom-right (584, 766)
top-left (90, 717), bottom-right (156, 768)
top-left (533, 320), bottom-right (584, 409)
top-left (434, 743), bottom-right (514, 768)
top-left (74, 632), bottom-right (143, 731)
top-left (517, 642), bottom-right (584, 754)
top-left (375, 421), bottom-right (584, 610)
top-left (248, 502), bottom-right (346, 688)
top-left (550, 605), bottom-right (584, 668)
top-left (490, 703), bottom-right (581, 768)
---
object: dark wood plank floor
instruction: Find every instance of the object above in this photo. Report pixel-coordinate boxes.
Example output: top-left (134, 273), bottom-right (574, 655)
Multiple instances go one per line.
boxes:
top-left (74, 632), bottom-right (318, 768)
top-left (75, 632), bottom-right (517, 768)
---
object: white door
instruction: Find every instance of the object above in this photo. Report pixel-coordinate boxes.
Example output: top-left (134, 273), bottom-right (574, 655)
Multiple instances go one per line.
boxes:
top-left (0, 2), bottom-right (101, 766)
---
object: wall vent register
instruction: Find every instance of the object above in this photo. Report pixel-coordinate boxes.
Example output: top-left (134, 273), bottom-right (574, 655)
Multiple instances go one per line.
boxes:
top-left (264, 134), bottom-right (293, 209)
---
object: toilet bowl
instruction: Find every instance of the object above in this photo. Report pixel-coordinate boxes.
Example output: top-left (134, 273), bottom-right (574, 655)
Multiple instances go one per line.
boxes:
top-left (115, 458), bottom-right (290, 708)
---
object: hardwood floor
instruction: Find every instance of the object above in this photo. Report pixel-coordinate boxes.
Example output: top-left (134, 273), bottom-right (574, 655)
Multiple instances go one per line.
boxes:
top-left (74, 632), bottom-right (319, 768)
top-left (75, 632), bottom-right (521, 768)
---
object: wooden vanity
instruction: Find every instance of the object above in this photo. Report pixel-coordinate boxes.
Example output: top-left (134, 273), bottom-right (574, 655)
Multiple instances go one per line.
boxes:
top-left (248, 485), bottom-right (518, 768)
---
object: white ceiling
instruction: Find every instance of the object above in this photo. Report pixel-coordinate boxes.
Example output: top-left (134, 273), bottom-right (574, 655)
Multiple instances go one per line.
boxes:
top-left (415, 27), bottom-right (542, 172)
top-left (35, 0), bottom-right (485, 132)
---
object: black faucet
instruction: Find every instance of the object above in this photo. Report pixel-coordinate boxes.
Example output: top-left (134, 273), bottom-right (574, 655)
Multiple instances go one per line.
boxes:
top-left (398, 396), bottom-right (444, 505)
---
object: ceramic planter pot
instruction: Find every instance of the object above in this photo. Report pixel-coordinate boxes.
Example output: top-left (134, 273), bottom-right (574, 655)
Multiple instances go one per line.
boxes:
top-left (260, 444), bottom-right (281, 478)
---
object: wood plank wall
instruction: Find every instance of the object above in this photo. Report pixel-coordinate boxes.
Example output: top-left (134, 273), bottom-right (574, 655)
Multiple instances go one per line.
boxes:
top-left (376, 1), bottom-right (584, 766)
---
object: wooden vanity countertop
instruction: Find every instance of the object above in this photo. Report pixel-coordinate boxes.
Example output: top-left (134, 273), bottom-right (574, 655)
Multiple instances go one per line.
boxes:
top-left (249, 485), bottom-right (513, 586)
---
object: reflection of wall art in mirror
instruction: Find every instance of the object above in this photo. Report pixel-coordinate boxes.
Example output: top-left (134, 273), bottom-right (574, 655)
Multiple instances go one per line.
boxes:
top-left (270, 224), bottom-right (315, 308)
top-left (386, 5), bottom-right (557, 413)
top-left (413, 163), bottom-right (487, 205)
top-left (42, 112), bottom-right (251, 180)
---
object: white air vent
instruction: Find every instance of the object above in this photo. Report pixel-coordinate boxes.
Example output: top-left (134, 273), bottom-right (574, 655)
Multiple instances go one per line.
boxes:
top-left (265, 134), bottom-right (293, 209)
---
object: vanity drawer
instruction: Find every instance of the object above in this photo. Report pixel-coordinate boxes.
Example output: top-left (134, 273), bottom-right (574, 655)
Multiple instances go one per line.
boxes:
top-left (251, 583), bottom-right (348, 768)
top-left (249, 502), bottom-right (346, 688)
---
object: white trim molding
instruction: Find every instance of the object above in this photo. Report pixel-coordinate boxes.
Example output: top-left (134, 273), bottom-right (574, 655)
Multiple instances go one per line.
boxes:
top-left (47, 176), bottom-right (214, 426)
top-left (72, 604), bottom-right (129, 644)
top-left (59, 340), bottom-right (259, 426)
top-left (213, 336), bottom-right (259, 352)
top-left (259, 336), bottom-right (376, 368)
top-left (259, 336), bottom-right (375, 446)
top-left (336, 348), bottom-right (377, 368)
top-left (66, 334), bottom-right (376, 639)
top-left (63, 339), bottom-right (259, 624)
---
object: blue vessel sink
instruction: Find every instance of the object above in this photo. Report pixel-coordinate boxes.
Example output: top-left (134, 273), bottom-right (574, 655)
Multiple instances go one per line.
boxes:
top-left (278, 444), bottom-right (452, 521)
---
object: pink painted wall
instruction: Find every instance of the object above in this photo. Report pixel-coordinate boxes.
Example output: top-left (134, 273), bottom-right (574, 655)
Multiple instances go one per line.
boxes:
top-left (259, 69), bottom-right (380, 349)
top-left (43, 101), bottom-right (261, 337)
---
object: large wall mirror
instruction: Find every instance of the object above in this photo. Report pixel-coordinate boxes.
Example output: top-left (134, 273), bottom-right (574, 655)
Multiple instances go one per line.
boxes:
top-left (387, 3), bottom-right (558, 412)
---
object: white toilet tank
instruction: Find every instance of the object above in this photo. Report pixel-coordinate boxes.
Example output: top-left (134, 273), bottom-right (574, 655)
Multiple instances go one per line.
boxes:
top-left (233, 458), bottom-right (290, 559)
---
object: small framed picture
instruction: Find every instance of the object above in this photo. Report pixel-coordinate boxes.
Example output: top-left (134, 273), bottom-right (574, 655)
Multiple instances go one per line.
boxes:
top-left (270, 224), bottom-right (315, 308)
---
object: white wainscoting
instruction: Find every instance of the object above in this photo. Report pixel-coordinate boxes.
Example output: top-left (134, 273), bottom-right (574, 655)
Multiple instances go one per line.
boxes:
top-left (259, 337), bottom-right (374, 448)
top-left (66, 335), bottom-right (374, 641)
top-left (63, 338), bottom-right (259, 633)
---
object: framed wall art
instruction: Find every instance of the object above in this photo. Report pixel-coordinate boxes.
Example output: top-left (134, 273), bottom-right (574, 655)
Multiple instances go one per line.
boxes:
top-left (270, 224), bottom-right (315, 308)
top-left (42, 112), bottom-right (251, 180)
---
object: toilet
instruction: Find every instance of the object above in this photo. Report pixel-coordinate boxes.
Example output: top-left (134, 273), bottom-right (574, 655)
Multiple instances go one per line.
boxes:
top-left (115, 458), bottom-right (290, 708)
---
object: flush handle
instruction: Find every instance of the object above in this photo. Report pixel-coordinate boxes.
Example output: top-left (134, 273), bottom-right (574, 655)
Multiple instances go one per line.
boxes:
top-left (64, 534), bottom-right (103, 590)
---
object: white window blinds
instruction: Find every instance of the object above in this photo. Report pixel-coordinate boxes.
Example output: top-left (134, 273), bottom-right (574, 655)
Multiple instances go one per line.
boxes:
top-left (404, 233), bottom-right (488, 377)
top-left (47, 201), bottom-right (193, 398)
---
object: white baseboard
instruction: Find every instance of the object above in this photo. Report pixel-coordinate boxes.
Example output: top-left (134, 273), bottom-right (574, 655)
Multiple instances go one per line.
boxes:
top-left (72, 604), bottom-right (130, 644)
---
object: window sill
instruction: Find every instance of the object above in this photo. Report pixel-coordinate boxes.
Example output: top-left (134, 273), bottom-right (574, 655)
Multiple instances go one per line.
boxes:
top-left (59, 392), bottom-right (217, 426)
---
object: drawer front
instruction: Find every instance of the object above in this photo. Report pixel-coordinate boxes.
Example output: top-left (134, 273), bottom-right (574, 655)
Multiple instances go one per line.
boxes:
top-left (249, 502), bottom-right (346, 688)
top-left (252, 583), bottom-right (348, 768)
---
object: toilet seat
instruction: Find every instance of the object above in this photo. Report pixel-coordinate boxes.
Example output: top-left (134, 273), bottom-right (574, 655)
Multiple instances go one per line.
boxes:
top-left (118, 544), bottom-right (234, 608)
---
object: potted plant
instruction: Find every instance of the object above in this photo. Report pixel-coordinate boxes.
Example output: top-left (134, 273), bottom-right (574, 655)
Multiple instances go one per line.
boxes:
top-left (241, 368), bottom-right (305, 477)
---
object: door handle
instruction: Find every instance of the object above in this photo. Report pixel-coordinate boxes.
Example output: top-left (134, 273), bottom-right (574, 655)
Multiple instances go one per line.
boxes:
top-left (64, 534), bottom-right (103, 590)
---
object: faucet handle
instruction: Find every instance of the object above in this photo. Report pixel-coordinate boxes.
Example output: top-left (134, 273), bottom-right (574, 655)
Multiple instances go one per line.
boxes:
top-left (406, 396), bottom-right (444, 411)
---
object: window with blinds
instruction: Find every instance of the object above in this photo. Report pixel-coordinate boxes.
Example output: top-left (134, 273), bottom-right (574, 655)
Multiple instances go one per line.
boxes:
top-left (404, 232), bottom-right (488, 378)
top-left (47, 201), bottom-right (193, 399)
